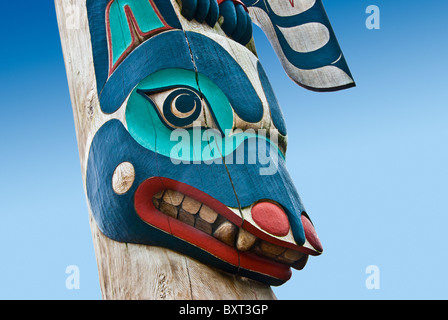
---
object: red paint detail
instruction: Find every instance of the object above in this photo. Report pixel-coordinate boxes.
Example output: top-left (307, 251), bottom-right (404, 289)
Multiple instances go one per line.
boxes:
top-left (241, 220), bottom-right (319, 256)
top-left (251, 202), bottom-right (290, 237)
top-left (301, 215), bottom-right (323, 253)
top-left (239, 252), bottom-right (292, 282)
top-left (105, 0), bottom-right (173, 76)
top-left (134, 177), bottom-right (292, 282)
top-left (135, 177), bottom-right (244, 227)
top-left (135, 177), bottom-right (240, 266)
top-left (289, 0), bottom-right (295, 7)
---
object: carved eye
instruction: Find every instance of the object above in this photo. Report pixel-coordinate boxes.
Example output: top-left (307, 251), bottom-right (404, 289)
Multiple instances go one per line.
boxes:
top-left (138, 86), bottom-right (216, 130)
top-left (162, 88), bottom-right (202, 127)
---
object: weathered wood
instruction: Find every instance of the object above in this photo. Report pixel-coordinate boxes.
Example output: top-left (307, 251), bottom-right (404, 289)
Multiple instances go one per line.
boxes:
top-left (57, 0), bottom-right (353, 299)
top-left (90, 214), bottom-right (276, 300)
top-left (56, 0), bottom-right (276, 300)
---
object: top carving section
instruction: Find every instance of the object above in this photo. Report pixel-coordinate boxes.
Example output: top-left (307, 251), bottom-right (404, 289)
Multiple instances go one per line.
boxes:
top-left (180, 0), bottom-right (253, 46)
top-left (180, 0), bottom-right (355, 91)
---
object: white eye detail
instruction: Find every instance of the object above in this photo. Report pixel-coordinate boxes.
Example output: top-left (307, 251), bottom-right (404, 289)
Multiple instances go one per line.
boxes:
top-left (112, 162), bottom-right (135, 195)
top-left (138, 86), bottom-right (219, 130)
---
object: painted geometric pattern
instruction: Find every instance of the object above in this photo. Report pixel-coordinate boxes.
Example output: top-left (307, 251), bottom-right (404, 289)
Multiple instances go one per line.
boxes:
top-left (242, 0), bottom-right (355, 90)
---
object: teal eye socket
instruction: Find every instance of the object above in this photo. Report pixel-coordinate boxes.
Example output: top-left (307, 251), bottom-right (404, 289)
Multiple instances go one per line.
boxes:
top-left (125, 68), bottom-right (235, 161)
top-left (127, 68), bottom-right (233, 132)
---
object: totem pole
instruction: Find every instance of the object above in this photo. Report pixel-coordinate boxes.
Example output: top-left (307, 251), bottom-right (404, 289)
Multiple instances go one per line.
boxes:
top-left (56, 0), bottom-right (354, 300)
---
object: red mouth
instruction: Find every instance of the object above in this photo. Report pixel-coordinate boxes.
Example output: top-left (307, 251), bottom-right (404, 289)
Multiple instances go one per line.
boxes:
top-left (134, 177), bottom-right (321, 284)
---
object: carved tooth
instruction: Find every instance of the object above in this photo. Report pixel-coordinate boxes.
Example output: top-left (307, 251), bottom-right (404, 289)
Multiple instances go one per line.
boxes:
top-left (159, 201), bottom-right (178, 219)
top-left (199, 205), bottom-right (218, 224)
top-left (213, 221), bottom-right (237, 247)
top-left (282, 249), bottom-right (305, 263)
top-left (260, 241), bottom-right (287, 256)
top-left (178, 208), bottom-right (195, 226)
top-left (153, 190), bottom-right (165, 200)
top-left (152, 197), bottom-right (161, 209)
top-left (236, 228), bottom-right (257, 252)
top-left (195, 217), bottom-right (213, 235)
top-left (182, 196), bottom-right (202, 214)
top-left (292, 254), bottom-right (309, 271)
top-left (163, 190), bottom-right (184, 206)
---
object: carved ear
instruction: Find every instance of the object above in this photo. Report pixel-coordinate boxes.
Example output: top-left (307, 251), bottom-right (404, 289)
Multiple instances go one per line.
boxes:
top-left (243, 0), bottom-right (355, 92)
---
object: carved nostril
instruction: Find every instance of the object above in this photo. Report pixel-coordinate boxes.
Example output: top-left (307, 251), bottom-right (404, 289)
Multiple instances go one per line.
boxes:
top-left (251, 202), bottom-right (290, 237)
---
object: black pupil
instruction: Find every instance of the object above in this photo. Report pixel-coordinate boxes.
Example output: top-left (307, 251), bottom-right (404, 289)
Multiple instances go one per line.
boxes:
top-left (163, 88), bottom-right (202, 127)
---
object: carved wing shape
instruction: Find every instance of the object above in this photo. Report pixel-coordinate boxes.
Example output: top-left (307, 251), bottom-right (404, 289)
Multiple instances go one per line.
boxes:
top-left (242, 0), bottom-right (355, 91)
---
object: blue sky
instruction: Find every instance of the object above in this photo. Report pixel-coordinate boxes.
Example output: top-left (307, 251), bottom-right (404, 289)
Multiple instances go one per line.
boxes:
top-left (0, 1), bottom-right (447, 299)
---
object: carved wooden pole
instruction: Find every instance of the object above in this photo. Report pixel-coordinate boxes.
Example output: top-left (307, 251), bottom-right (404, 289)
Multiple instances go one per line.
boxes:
top-left (56, 0), bottom-right (353, 300)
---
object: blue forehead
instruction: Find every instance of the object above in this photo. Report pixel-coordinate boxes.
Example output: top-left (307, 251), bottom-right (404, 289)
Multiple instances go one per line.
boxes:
top-left (86, 0), bottom-right (265, 124)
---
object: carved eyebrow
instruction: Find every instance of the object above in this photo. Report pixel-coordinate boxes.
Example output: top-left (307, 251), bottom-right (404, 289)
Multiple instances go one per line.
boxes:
top-left (186, 31), bottom-right (264, 124)
top-left (99, 31), bottom-right (195, 114)
top-left (100, 30), bottom-right (264, 126)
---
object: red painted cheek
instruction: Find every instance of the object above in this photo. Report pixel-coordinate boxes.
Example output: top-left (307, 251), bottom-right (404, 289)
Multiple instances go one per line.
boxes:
top-left (251, 202), bottom-right (290, 237)
top-left (301, 215), bottom-right (323, 253)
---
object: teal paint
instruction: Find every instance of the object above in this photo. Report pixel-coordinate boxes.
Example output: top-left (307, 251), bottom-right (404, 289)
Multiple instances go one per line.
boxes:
top-left (108, 0), bottom-right (167, 67)
top-left (125, 68), bottom-right (285, 162)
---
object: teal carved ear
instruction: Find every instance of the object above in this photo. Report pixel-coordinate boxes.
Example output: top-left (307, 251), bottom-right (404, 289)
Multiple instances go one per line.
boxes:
top-left (242, 0), bottom-right (355, 92)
